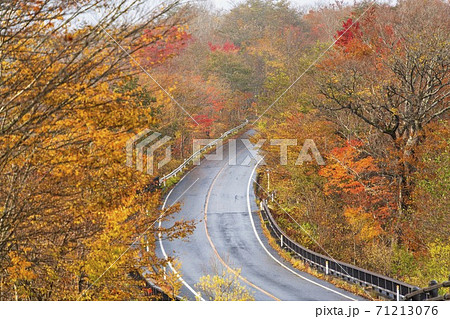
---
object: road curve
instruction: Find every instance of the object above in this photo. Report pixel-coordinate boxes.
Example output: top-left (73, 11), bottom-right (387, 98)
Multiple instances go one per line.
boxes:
top-left (157, 130), bottom-right (364, 301)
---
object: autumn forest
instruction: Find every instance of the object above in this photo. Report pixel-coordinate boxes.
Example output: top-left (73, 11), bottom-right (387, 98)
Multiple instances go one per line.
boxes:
top-left (0, 0), bottom-right (449, 301)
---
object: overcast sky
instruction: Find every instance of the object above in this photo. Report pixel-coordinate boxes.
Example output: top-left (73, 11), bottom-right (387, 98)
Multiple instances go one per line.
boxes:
top-left (209, 0), bottom-right (339, 10)
top-left (208, 0), bottom-right (395, 10)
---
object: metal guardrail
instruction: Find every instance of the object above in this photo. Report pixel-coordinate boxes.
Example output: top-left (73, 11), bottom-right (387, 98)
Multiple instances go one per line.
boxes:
top-left (130, 270), bottom-right (182, 301)
top-left (159, 119), bottom-right (248, 185)
top-left (259, 199), bottom-right (417, 300)
top-left (144, 279), bottom-right (182, 301)
top-left (404, 280), bottom-right (450, 301)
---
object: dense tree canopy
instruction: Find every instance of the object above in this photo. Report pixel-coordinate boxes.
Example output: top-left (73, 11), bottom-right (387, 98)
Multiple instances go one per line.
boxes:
top-left (1, 0), bottom-right (448, 300)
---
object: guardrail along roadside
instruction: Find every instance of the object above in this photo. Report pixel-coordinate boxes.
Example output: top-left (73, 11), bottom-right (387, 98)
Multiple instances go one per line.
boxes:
top-left (159, 120), bottom-right (248, 185)
top-left (403, 280), bottom-right (450, 301)
top-left (258, 197), bottom-right (449, 301)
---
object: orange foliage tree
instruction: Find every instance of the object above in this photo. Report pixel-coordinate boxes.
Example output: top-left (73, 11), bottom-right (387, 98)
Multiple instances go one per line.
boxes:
top-left (0, 0), bottom-right (194, 300)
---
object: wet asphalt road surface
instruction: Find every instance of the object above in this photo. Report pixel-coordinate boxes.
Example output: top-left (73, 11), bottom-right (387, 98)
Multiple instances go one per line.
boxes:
top-left (157, 130), bottom-right (365, 301)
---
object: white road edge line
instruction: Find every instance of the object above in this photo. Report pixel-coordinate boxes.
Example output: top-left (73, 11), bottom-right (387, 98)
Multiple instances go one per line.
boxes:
top-left (246, 158), bottom-right (357, 301)
top-left (158, 171), bottom-right (205, 301)
top-left (157, 140), bottom-right (234, 301)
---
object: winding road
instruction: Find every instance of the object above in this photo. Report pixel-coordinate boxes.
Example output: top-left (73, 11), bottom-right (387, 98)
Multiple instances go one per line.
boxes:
top-left (157, 130), bottom-right (364, 301)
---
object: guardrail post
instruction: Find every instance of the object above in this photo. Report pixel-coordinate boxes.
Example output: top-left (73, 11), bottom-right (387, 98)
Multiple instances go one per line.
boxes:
top-left (411, 287), bottom-right (422, 301)
top-left (429, 280), bottom-right (438, 298)
top-left (326, 260), bottom-right (329, 275)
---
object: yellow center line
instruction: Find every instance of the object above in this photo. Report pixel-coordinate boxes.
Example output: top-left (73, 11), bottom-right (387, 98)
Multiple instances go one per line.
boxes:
top-left (203, 156), bottom-right (281, 301)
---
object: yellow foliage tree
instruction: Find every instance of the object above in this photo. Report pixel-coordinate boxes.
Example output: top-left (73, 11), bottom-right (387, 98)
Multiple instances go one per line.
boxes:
top-left (0, 0), bottom-right (195, 300)
top-left (195, 267), bottom-right (254, 301)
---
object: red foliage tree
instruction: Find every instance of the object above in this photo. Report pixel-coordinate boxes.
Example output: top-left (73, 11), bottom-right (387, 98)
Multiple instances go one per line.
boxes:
top-left (319, 140), bottom-right (396, 235)
top-left (140, 26), bottom-right (191, 66)
top-left (208, 41), bottom-right (240, 53)
top-left (334, 18), bottom-right (363, 49)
